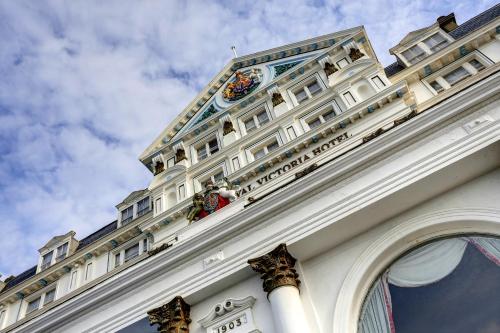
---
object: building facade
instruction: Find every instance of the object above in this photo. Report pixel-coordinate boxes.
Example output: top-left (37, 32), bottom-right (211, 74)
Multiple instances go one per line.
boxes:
top-left (0, 5), bottom-right (499, 333)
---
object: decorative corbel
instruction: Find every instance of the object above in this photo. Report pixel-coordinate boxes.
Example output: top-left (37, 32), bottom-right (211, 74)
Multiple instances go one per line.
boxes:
top-left (342, 39), bottom-right (365, 62)
top-left (173, 142), bottom-right (187, 164)
top-left (267, 85), bottom-right (285, 107)
top-left (248, 243), bottom-right (300, 295)
top-left (152, 153), bottom-right (165, 175)
top-left (218, 113), bottom-right (236, 136)
top-left (148, 296), bottom-right (192, 333)
top-left (318, 55), bottom-right (338, 76)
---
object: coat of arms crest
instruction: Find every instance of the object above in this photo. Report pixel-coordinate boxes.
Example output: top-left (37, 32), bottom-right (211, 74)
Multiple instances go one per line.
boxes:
top-left (222, 69), bottom-right (262, 102)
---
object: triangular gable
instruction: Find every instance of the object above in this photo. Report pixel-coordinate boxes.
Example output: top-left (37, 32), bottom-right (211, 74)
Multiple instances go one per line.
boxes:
top-left (140, 27), bottom-right (363, 163)
top-left (39, 231), bottom-right (76, 253)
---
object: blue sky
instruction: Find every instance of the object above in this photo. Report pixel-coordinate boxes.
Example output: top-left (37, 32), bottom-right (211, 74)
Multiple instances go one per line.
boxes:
top-left (0, 0), bottom-right (496, 278)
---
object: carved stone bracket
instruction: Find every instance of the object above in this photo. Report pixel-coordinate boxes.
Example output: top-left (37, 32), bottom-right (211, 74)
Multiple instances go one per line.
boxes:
top-left (248, 243), bottom-right (300, 295)
top-left (267, 85), bottom-right (285, 107)
top-left (173, 142), bottom-right (187, 164)
top-left (152, 154), bottom-right (165, 175)
top-left (148, 296), bottom-right (192, 333)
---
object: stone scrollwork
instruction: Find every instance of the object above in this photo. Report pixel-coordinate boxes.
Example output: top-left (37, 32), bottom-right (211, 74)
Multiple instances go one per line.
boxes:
top-left (223, 120), bottom-right (236, 136)
top-left (148, 296), bottom-right (192, 333)
top-left (248, 243), bottom-right (300, 295)
top-left (175, 148), bottom-right (187, 163)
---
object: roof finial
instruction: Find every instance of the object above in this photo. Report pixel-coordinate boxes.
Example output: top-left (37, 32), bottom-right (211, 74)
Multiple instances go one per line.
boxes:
top-left (231, 46), bottom-right (238, 58)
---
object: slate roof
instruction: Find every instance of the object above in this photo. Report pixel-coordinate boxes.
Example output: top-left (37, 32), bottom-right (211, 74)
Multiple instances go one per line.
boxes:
top-left (1, 266), bottom-right (37, 293)
top-left (1, 220), bottom-right (117, 294)
top-left (384, 4), bottom-right (500, 77)
top-left (76, 220), bottom-right (118, 251)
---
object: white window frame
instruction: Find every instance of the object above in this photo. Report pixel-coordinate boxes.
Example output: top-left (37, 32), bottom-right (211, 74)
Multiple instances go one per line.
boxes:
top-left (238, 104), bottom-right (272, 136)
top-left (336, 57), bottom-right (350, 69)
top-left (84, 262), bottom-right (93, 281)
top-left (401, 44), bottom-right (427, 65)
top-left (286, 125), bottom-right (297, 140)
top-left (0, 309), bottom-right (6, 329)
top-left (41, 251), bottom-right (54, 271)
top-left (423, 52), bottom-right (491, 95)
top-left (342, 91), bottom-right (357, 107)
top-left (166, 156), bottom-right (175, 168)
top-left (25, 296), bottom-right (41, 315)
top-left (232, 156), bottom-right (241, 172)
top-left (136, 196), bottom-right (150, 217)
top-left (24, 284), bottom-right (57, 317)
top-left (371, 75), bottom-right (387, 90)
top-left (288, 74), bottom-right (326, 106)
top-left (193, 163), bottom-right (227, 193)
top-left (69, 270), bottom-right (78, 291)
top-left (300, 100), bottom-right (341, 132)
top-left (245, 133), bottom-right (283, 163)
top-left (192, 133), bottom-right (221, 164)
top-left (42, 288), bottom-right (56, 306)
top-left (422, 32), bottom-right (449, 53)
top-left (111, 235), bottom-right (149, 269)
top-left (121, 205), bottom-right (134, 225)
top-left (177, 184), bottom-right (186, 201)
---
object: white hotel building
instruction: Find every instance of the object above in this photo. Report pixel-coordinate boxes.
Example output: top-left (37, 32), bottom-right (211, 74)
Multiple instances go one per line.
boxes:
top-left (1, 5), bottom-right (499, 333)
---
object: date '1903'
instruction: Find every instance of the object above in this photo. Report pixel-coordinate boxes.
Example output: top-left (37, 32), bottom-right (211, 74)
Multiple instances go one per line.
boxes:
top-left (215, 318), bottom-right (242, 332)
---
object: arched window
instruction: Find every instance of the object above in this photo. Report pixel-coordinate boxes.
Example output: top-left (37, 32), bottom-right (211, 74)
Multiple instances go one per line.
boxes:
top-left (358, 235), bottom-right (500, 333)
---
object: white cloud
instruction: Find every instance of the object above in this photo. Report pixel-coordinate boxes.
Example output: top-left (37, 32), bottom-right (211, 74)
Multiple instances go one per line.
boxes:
top-left (0, 0), bottom-right (496, 277)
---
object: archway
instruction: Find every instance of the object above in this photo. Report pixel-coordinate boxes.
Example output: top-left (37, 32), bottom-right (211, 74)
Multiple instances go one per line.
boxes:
top-left (332, 208), bottom-right (500, 333)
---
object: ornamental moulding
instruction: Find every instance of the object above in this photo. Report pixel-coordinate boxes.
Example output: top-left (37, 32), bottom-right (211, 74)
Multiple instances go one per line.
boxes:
top-left (148, 296), bottom-right (192, 333)
top-left (248, 243), bottom-right (300, 295)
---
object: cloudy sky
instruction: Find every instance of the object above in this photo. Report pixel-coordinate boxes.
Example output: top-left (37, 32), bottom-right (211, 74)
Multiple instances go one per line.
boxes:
top-left (0, 0), bottom-right (496, 277)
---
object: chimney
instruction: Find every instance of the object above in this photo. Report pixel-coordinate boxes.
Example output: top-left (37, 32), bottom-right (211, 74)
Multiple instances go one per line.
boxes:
top-left (437, 13), bottom-right (458, 32)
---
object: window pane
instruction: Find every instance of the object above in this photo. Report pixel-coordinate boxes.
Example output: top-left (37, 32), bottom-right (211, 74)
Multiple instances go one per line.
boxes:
top-left (307, 81), bottom-right (322, 96)
top-left (27, 297), bottom-right (41, 314)
top-left (121, 206), bottom-right (133, 224)
top-left (402, 45), bottom-right (426, 64)
top-left (197, 146), bottom-right (207, 160)
top-left (444, 66), bottom-right (470, 86)
top-left (115, 253), bottom-right (121, 267)
top-left (430, 81), bottom-right (444, 93)
top-left (371, 76), bottom-right (386, 89)
top-left (125, 244), bottom-right (140, 262)
top-left (256, 111), bottom-right (269, 126)
top-left (213, 171), bottom-right (224, 183)
top-left (308, 118), bottom-right (322, 129)
top-left (166, 157), bottom-right (175, 168)
top-left (337, 58), bottom-right (349, 68)
top-left (244, 118), bottom-right (257, 132)
top-left (287, 126), bottom-right (297, 140)
top-left (295, 89), bottom-right (308, 103)
top-left (137, 197), bottom-right (150, 216)
top-left (469, 59), bottom-right (485, 71)
top-left (343, 92), bottom-right (356, 106)
top-left (44, 289), bottom-right (56, 305)
top-left (232, 157), bottom-right (240, 171)
top-left (254, 148), bottom-right (265, 160)
top-left (322, 110), bottom-right (336, 121)
top-left (424, 33), bottom-right (448, 52)
top-left (41, 251), bottom-right (53, 270)
top-left (208, 139), bottom-right (219, 155)
top-left (85, 262), bottom-right (93, 280)
top-left (267, 141), bottom-right (279, 152)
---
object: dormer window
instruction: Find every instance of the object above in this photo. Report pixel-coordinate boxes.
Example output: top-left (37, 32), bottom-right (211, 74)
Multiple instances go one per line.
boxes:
top-left (423, 33), bottom-right (449, 52)
top-left (137, 197), bottom-right (150, 217)
top-left (401, 45), bottom-right (426, 65)
top-left (56, 243), bottom-right (68, 262)
top-left (41, 252), bottom-right (53, 271)
top-left (121, 206), bottom-right (134, 225)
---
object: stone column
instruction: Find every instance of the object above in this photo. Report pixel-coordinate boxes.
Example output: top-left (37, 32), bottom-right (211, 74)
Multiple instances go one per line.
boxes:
top-left (248, 243), bottom-right (310, 333)
top-left (147, 296), bottom-right (191, 333)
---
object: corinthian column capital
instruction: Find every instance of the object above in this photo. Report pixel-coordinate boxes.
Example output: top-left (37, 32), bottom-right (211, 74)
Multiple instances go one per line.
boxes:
top-left (147, 296), bottom-right (192, 333)
top-left (248, 243), bottom-right (300, 295)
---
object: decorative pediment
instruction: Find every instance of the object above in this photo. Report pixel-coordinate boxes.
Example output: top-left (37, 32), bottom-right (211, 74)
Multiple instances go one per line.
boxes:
top-left (198, 296), bottom-right (260, 333)
top-left (139, 28), bottom-right (364, 165)
top-left (117, 189), bottom-right (148, 207)
top-left (39, 231), bottom-right (76, 253)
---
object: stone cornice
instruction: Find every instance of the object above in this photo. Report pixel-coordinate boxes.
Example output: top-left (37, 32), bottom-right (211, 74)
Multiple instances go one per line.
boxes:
top-left (6, 72), bottom-right (499, 333)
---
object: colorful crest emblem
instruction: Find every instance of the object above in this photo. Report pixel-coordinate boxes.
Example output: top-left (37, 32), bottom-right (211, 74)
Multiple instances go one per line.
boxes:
top-left (203, 192), bottom-right (219, 213)
top-left (222, 69), bottom-right (262, 102)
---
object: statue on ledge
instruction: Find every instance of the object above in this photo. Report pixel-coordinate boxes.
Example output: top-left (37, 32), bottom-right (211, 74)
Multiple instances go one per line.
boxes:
top-left (187, 178), bottom-right (240, 224)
